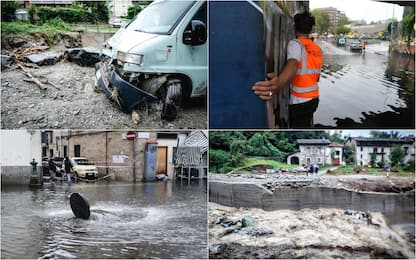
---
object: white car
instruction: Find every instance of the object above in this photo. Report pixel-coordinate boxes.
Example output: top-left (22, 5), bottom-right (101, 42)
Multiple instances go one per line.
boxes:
top-left (65, 157), bottom-right (98, 180)
top-left (109, 18), bottom-right (124, 28)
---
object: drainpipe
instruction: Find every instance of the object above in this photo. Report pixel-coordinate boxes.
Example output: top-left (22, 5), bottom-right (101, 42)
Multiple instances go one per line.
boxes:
top-left (105, 131), bottom-right (108, 176)
top-left (133, 138), bottom-right (137, 183)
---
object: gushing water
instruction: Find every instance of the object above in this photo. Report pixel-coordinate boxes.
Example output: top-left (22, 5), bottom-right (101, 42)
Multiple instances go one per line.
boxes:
top-left (1, 181), bottom-right (207, 259)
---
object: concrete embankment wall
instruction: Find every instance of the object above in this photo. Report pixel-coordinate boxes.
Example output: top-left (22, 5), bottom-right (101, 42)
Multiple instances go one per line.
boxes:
top-left (1, 166), bottom-right (42, 185)
top-left (210, 181), bottom-right (415, 224)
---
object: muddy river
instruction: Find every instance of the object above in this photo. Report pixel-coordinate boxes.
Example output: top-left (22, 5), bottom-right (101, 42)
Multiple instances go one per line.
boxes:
top-left (315, 40), bottom-right (414, 128)
top-left (1, 181), bottom-right (207, 259)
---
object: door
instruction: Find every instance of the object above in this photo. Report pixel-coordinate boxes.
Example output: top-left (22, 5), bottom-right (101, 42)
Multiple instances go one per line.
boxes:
top-left (156, 146), bottom-right (168, 175)
top-left (176, 1), bottom-right (207, 97)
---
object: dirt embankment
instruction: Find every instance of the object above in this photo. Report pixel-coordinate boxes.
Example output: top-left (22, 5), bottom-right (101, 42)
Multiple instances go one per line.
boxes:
top-left (1, 32), bottom-right (207, 129)
top-left (209, 203), bottom-right (415, 259)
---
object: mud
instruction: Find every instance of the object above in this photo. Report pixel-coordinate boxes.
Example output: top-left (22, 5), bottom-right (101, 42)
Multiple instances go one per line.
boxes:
top-left (209, 203), bottom-right (415, 259)
top-left (1, 32), bottom-right (207, 129)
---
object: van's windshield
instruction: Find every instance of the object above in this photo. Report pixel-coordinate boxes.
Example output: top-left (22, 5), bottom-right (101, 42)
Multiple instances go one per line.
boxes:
top-left (126, 1), bottom-right (194, 34)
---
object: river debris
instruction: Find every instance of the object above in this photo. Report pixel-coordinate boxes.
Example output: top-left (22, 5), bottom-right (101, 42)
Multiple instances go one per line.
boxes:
top-left (209, 203), bottom-right (415, 259)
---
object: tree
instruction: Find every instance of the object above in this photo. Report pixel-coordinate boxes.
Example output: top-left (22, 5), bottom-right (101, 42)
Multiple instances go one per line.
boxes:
top-left (344, 145), bottom-right (355, 165)
top-left (369, 153), bottom-right (377, 166)
top-left (390, 145), bottom-right (405, 166)
top-left (127, 1), bottom-right (153, 18)
top-left (338, 16), bottom-right (350, 27)
top-left (1, 1), bottom-right (20, 22)
top-left (370, 131), bottom-right (401, 139)
top-left (387, 19), bottom-right (398, 34)
top-left (311, 10), bottom-right (330, 34)
top-left (401, 7), bottom-right (415, 42)
top-left (335, 26), bottom-right (351, 35)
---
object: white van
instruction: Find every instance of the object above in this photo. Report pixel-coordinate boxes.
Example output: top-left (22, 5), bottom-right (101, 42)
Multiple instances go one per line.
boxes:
top-left (96, 0), bottom-right (207, 120)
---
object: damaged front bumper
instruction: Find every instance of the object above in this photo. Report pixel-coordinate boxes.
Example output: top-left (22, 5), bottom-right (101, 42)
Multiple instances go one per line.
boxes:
top-left (95, 61), bottom-right (157, 113)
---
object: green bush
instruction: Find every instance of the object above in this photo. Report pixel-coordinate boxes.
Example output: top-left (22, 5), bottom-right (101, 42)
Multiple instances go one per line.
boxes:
top-left (209, 149), bottom-right (231, 172)
top-left (402, 160), bottom-right (415, 172)
top-left (1, 1), bottom-right (20, 22)
top-left (37, 7), bottom-right (94, 24)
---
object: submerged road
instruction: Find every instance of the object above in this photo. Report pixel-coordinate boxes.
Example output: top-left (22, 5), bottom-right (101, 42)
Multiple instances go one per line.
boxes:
top-left (314, 39), bottom-right (414, 128)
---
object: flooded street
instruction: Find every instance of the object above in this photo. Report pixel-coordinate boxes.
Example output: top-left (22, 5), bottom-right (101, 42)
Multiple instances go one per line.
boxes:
top-left (315, 39), bottom-right (414, 128)
top-left (1, 181), bottom-right (207, 259)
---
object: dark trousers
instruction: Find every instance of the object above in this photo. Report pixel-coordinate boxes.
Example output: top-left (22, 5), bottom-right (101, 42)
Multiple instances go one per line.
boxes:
top-left (289, 98), bottom-right (319, 128)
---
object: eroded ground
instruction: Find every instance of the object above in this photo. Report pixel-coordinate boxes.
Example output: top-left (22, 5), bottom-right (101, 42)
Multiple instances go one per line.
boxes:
top-left (209, 203), bottom-right (415, 259)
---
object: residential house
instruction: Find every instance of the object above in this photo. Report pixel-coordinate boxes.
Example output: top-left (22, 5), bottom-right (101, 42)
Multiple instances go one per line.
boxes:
top-left (108, 0), bottom-right (133, 18)
top-left (287, 139), bottom-right (337, 166)
top-left (345, 137), bottom-right (415, 166)
top-left (22, 0), bottom-right (72, 8)
top-left (1, 130), bottom-right (42, 185)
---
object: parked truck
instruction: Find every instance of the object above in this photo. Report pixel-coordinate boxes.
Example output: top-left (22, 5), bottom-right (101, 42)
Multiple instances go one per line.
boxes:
top-left (95, 0), bottom-right (207, 121)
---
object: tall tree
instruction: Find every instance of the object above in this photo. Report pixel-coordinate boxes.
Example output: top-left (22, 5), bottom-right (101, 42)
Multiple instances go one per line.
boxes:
top-left (311, 10), bottom-right (330, 34)
top-left (390, 146), bottom-right (405, 166)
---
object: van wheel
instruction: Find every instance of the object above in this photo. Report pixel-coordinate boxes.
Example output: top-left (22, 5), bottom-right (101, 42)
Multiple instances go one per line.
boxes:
top-left (161, 79), bottom-right (182, 121)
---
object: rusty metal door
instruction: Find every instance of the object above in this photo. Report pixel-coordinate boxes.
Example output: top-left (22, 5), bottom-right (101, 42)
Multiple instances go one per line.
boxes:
top-left (156, 147), bottom-right (168, 175)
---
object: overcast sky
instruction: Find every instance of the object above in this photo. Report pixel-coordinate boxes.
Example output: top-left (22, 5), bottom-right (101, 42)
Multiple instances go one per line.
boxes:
top-left (309, 0), bottom-right (405, 23)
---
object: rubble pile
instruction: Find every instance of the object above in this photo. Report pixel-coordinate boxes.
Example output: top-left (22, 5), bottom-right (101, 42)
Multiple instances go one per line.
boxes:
top-left (209, 203), bottom-right (415, 259)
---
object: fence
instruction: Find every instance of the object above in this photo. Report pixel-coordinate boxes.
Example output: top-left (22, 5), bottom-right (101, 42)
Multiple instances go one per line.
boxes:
top-left (71, 23), bottom-right (119, 33)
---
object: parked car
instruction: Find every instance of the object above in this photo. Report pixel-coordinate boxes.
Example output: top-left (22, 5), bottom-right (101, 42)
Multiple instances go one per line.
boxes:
top-left (96, 0), bottom-right (207, 121)
top-left (64, 157), bottom-right (98, 180)
top-left (336, 37), bottom-right (346, 46)
top-left (109, 18), bottom-right (124, 28)
top-left (349, 41), bottom-right (362, 52)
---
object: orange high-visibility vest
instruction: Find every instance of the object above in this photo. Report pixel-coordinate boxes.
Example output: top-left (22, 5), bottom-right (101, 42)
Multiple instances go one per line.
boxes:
top-left (290, 38), bottom-right (323, 99)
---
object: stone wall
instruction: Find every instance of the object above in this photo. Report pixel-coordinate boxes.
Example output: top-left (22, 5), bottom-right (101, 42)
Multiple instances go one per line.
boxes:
top-left (65, 131), bottom-right (157, 182)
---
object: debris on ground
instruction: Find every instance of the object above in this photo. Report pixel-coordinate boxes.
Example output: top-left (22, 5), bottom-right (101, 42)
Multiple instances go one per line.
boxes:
top-left (1, 32), bottom-right (207, 129)
top-left (209, 203), bottom-right (415, 259)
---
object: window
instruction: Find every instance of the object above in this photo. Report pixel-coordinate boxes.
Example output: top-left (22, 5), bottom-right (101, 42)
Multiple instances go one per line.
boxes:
top-left (373, 147), bottom-right (377, 153)
top-left (74, 145), bottom-right (81, 157)
top-left (317, 157), bottom-right (321, 163)
top-left (360, 154), bottom-right (363, 159)
top-left (404, 147), bottom-right (409, 154)
top-left (381, 147), bottom-right (384, 153)
top-left (64, 146), bottom-right (68, 157)
top-left (335, 151), bottom-right (340, 155)
top-left (360, 147), bottom-right (363, 151)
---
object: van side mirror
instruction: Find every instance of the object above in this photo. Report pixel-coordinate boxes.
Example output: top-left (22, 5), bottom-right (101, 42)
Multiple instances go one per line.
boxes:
top-left (183, 20), bottom-right (207, 46)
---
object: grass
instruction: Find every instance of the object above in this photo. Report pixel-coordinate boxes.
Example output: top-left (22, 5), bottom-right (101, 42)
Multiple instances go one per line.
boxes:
top-left (325, 165), bottom-right (415, 177)
top-left (233, 157), bottom-right (295, 172)
top-left (1, 20), bottom-right (119, 44)
top-left (1, 21), bottom-right (71, 43)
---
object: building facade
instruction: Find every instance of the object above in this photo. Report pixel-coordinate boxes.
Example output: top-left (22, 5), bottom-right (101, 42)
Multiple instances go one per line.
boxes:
top-left (313, 7), bottom-right (347, 29)
top-left (287, 139), bottom-right (337, 166)
top-left (346, 137), bottom-right (415, 166)
top-left (1, 130), bottom-right (43, 185)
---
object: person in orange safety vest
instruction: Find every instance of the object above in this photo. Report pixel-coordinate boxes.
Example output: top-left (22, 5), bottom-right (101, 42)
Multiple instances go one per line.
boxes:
top-left (252, 12), bottom-right (323, 128)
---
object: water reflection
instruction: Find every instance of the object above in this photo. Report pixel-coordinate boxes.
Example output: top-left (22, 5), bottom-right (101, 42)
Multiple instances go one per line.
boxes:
top-left (315, 40), bottom-right (414, 128)
top-left (1, 181), bottom-right (207, 259)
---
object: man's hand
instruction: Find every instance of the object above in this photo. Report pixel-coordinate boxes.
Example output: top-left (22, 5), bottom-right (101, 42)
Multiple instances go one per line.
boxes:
top-left (252, 59), bottom-right (298, 101)
top-left (252, 72), bottom-right (279, 101)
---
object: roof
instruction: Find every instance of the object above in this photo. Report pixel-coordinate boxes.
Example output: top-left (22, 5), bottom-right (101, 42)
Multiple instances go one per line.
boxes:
top-left (25, 0), bottom-right (72, 4)
top-left (328, 142), bottom-right (343, 148)
top-left (182, 131), bottom-right (208, 152)
top-left (175, 131), bottom-right (207, 166)
top-left (353, 138), bottom-right (414, 147)
top-left (297, 139), bottom-right (331, 145)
